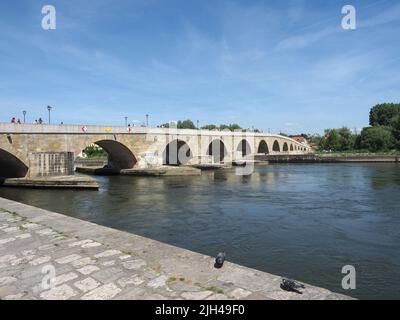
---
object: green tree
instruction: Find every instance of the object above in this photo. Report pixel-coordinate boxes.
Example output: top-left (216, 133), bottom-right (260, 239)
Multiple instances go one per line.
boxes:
top-left (319, 127), bottom-right (356, 151)
top-left (320, 129), bottom-right (341, 151)
top-left (337, 127), bottom-right (356, 150)
top-left (369, 103), bottom-right (400, 126)
top-left (82, 145), bottom-right (107, 158)
top-left (359, 126), bottom-right (395, 152)
top-left (227, 124), bottom-right (242, 131)
top-left (390, 115), bottom-right (400, 140)
top-left (177, 120), bottom-right (196, 129)
top-left (201, 124), bottom-right (217, 130)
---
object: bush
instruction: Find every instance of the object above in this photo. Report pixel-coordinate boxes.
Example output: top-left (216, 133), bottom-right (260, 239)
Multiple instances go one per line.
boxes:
top-left (319, 127), bottom-right (356, 152)
top-left (358, 126), bottom-right (396, 152)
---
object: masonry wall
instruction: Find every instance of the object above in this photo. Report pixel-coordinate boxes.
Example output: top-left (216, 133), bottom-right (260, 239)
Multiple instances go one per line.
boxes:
top-left (28, 152), bottom-right (74, 177)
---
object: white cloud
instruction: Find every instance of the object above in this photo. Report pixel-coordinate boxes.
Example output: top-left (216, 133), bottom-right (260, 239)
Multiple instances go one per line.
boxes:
top-left (276, 26), bottom-right (338, 50)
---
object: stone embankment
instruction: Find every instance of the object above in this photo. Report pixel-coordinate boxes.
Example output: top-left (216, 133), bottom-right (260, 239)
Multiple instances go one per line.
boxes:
top-left (256, 154), bottom-right (399, 163)
top-left (0, 197), bottom-right (352, 300)
top-left (1, 175), bottom-right (99, 190)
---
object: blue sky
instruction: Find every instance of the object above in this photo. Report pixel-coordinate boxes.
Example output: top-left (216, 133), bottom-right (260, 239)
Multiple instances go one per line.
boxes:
top-left (1, 0), bottom-right (399, 134)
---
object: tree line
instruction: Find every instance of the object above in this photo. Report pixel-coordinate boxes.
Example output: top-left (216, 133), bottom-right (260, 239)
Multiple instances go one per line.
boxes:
top-left (315, 103), bottom-right (400, 152)
top-left (158, 120), bottom-right (260, 132)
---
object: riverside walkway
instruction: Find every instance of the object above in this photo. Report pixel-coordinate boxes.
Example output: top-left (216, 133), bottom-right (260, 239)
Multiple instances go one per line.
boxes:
top-left (0, 197), bottom-right (351, 300)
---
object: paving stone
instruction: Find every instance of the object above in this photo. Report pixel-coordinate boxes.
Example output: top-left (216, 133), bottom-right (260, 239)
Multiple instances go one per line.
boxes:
top-left (3, 292), bottom-right (26, 300)
top-left (29, 256), bottom-right (51, 266)
top-left (0, 254), bottom-right (17, 264)
top-left (91, 267), bottom-right (125, 283)
top-left (69, 240), bottom-right (93, 247)
top-left (10, 255), bottom-right (36, 266)
top-left (81, 242), bottom-right (102, 248)
top-left (0, 276), bottom-right (17, 286)
top-left (0, 238), bottom-right (15, 245)
top-left (122, 259), bottom-right (147, 270)
top-left (115, 287), bottom-right (146, 299)
top-left (77, 265), bottom-right (100, 275)
top-left (94, 250), bottom-right (122, 258)
top-left (74, 277), bottom-right (100, 293)
top-left (206, 294), bottom-right (230, 300)
top-left (16, 233), bottom-right (32, 239)
top-left (24, 223), bottom-right (40, 230)
top-left (229, 288), bottom-right (252, 299)
top-left (117, 275), bottom-right (145, 288)
top-left (181, 291), bottom-right (214, 300)
top-left (39, 244), bottom-right (57, 251)
top-left (81, 283), bottom-right (122, 300)
top-left (36, 228), bottom-right (57, 236)
top-left (55, 254), bottom-right (82, 264)
top-left (40, 284), bottom-right (78, 300)
top-left (22, 249), bottom-right (36, 256)
top-left (71, 257), bottom-right (96, 268)
top-left (147, 275), bottom-right (168, 288)
top-left (55, 272), bottom-right (79, 286)
top-left (101, 260), bottom-right (116, 267)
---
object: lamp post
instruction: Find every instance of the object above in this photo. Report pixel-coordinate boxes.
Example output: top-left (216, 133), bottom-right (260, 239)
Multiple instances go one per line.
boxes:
top-left (47, 105), bottom-right (52, 124)
top-left (197, 120), bottom-right (199, 129)
top-left (22, 110), bottom-right (27, 123)
top-left (124, 116), bottom-right (128, 127)
top-left (146, 114), bottom-right (149, 127)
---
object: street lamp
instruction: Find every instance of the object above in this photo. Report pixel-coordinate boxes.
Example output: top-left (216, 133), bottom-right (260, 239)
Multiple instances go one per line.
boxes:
top-left (197, 120), bottom-right (199, 129)
top-left (22, 110), bottom-right (27, 123)
top-left (146, 114), bottom-right (149, 127)
top-left (124, 116), bottom-right (128, 127)
top-left (47, 105), bottom-right (52, 124)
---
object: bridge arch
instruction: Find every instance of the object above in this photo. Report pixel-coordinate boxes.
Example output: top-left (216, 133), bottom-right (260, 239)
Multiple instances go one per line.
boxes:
top-left (207, 139), bottom-right (228, 163)
top-left (163, 139), bottom-right (192, 165)
top-left (290, 144), bottom-right (294, 151)
top-left (93, 140), bottom-right (137, 170)
top-left (283, 142), bottom-right (289, 152)
top-left (257, 140), bottom-right (269, 154)
top-left (0, 148), bottom-right (29, 178)
top-left (237, 139), bottom-right (251, 156)
top-left (272, 140), bottom-right (280, 152)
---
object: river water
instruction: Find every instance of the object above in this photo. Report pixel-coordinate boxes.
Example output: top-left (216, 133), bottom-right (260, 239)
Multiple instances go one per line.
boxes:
top-left (1, 163), bottom-right (399, 299)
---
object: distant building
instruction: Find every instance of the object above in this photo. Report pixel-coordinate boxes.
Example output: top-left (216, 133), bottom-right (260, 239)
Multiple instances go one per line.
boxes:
top-left (289, 135), bottom-right (308, 145)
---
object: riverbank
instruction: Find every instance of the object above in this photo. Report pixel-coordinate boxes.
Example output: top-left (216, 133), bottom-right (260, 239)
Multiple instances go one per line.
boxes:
top-left (0, 197), bottom-right (351, 300)
top-left (0, 175), bottom-right (99, 190)
top-left (255, 154), bottom-right (400, 163)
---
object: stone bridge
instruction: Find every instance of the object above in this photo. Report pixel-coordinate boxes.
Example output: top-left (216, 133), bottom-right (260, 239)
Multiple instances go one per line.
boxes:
top-left (0, 123), bottom-right (311, 178)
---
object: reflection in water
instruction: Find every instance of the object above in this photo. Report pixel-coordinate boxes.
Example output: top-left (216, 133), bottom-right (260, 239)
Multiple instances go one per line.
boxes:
top-left (1, 163), bottom-right (400, 299)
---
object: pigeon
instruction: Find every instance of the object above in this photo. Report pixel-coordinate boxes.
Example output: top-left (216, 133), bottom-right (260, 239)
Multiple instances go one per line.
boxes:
top-left (280, 278), bottom-right (305, 294)
top-left (214, 252), bottom-right (226, 269)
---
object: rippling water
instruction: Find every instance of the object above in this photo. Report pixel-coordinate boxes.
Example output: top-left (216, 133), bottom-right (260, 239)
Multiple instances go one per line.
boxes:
top-left (1, 163), bottom-right (399, 299)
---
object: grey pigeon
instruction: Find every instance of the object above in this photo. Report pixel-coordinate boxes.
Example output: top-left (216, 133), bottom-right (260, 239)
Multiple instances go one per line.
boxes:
top-left (214, 252), bottom-right (226, 268)
top-left (280, 278), bottom-right (305, 294)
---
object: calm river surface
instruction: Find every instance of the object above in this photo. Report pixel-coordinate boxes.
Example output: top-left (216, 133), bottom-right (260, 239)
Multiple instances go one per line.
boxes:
top-left (1, 163), bottom-right (399, 299)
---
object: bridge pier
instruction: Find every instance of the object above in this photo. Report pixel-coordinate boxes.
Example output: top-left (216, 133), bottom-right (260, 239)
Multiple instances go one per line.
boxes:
top-left (28, 152), bottom-right (74, 178)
